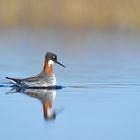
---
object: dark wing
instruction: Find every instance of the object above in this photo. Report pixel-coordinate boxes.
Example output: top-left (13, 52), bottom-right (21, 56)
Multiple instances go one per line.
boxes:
top-left (22, 75), bottom-right (40, 82)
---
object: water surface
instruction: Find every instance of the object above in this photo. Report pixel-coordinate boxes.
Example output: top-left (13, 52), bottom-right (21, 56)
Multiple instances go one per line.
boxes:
top-left (0, 29), bottom-right (140, 140)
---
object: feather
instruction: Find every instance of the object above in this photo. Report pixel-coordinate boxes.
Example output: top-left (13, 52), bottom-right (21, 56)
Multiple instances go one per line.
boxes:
top-left (5, 77), bottom-right (22, 85)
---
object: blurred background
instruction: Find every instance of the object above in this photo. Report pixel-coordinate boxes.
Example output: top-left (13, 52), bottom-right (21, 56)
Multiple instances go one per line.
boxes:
top-left (0, 0), bottom-right (140, 29)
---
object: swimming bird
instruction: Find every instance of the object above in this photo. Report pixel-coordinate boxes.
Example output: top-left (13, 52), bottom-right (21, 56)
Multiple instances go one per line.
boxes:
top-left (6, 52), bottom-right (65, 88)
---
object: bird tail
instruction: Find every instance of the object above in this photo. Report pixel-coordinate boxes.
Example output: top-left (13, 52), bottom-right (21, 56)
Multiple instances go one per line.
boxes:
top-left (5, 77), bottom-right (22, 86)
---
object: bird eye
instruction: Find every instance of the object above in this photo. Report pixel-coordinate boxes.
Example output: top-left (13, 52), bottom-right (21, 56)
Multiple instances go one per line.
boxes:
top-left (52, 56), bottom-right (56, 59)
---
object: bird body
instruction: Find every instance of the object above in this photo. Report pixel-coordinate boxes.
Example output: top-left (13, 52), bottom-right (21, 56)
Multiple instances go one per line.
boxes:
top-left (6, 52), bottom-right (65, 88)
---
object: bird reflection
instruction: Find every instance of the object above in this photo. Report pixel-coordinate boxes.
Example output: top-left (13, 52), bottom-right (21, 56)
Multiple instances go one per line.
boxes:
top-left (8, 87), bottom-right (58, 121)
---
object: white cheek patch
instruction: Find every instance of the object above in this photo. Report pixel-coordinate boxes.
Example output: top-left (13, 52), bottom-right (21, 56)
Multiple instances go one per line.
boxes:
top-left (48, 60), bottom-right (54, 66)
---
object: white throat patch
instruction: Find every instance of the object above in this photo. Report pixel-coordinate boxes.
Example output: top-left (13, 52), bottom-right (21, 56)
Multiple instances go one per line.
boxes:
top-left (48, 60), bottom-right (54, 66)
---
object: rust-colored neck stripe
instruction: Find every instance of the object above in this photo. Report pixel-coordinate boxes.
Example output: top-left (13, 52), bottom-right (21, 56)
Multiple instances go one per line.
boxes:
top-left (43, 100), bottom-right (52, 118)
top-left (43, 59), bottom-right (53, 76)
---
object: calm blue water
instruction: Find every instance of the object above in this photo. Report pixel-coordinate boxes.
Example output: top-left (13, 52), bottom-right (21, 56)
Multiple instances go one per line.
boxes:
top-left (0, 29), bottom-right (140, 140)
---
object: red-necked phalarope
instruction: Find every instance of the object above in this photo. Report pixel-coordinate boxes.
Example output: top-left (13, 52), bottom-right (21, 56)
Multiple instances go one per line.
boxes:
top-left (6, 52), bottom-right (65, 88)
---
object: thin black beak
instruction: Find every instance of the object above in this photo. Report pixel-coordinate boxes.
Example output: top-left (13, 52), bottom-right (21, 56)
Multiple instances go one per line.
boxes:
top-left (56, 61), bottom-right (65, 67)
